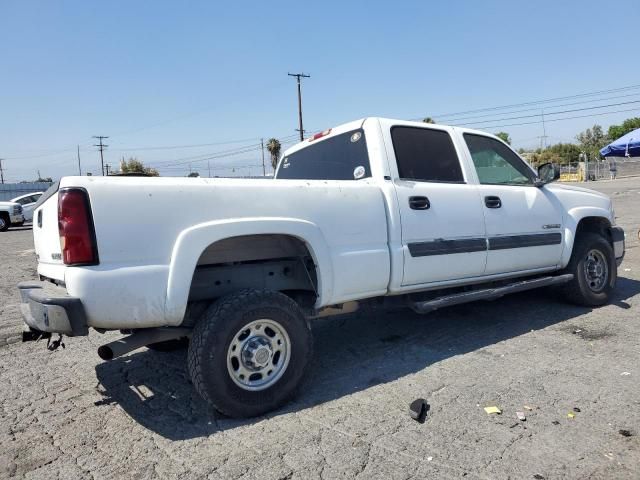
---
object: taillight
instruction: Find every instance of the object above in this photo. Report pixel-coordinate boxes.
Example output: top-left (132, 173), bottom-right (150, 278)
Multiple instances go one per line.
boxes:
top-left (58, 188), bottom-right (99, 265)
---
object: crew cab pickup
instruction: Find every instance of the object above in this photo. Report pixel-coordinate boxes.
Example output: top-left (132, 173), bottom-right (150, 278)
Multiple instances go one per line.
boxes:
top-left (19, 117), bottom-right (625, 417)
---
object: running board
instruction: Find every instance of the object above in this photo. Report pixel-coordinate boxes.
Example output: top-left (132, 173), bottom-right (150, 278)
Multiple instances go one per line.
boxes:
top-left (408, 274), bottom-right (574, 314)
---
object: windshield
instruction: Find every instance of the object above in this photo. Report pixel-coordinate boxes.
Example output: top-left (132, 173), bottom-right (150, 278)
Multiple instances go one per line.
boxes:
top-left (276, 129), bottom-right (371, 180)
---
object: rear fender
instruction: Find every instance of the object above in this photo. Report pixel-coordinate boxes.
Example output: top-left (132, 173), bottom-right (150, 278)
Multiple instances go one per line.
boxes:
top-left (165, 217), bottom-right (333, 324)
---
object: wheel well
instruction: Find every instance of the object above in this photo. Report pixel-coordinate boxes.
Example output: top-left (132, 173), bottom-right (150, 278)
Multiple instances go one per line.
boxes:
top-left (576, 216), bottom-right (612, 242)
top-left (187, 234), bottom-right (318, 309)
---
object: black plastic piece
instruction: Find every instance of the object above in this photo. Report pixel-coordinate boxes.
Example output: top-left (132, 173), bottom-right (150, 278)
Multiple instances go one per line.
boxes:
top-left (409, 398), bottom-right (430, 423)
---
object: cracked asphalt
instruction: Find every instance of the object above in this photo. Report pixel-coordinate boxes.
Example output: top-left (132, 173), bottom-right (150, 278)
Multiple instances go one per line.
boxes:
top-left (1, 178), bottom-right (639, 479)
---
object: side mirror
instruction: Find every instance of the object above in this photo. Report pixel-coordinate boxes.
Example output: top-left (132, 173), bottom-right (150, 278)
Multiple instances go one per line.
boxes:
top-left (537, 162), bottom-right (560, 185)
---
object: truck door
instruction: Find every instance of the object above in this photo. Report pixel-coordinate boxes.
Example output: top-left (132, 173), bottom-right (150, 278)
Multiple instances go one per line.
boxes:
top-left (388, 125), bottom-right (488, 286)
top-left (461, 133), bottom-right (564, 275)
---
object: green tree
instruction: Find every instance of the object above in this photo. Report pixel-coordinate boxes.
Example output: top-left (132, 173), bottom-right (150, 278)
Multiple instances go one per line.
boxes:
top-left (266, 138), bottom-right (282, 170)
top-left (422, 117), bottom-right (436, 124)
top-left (119, 158), bottom-right (159, 176)
top-left (607, 117), bottom-right (640, 141)
top-left (576, 125), bottom-right (608, 160)
top-left (495, 132), bottom-right (511, 145)
top-left (529, 143), bottom-right (582, 166)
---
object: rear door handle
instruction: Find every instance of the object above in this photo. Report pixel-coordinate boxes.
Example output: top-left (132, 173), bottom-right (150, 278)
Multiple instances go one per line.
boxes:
top-left (484, 196), bottom-right (502, 208)
top-left (409, 196), bottom-right (430, 210)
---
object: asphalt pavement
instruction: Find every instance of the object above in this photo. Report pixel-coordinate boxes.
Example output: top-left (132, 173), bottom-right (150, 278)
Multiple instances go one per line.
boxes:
top-left (1, 177), bottom-right (639, 479)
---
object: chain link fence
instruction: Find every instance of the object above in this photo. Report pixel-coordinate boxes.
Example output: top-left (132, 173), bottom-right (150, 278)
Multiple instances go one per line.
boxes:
top-left (559, 158), bottom-right (640, 182)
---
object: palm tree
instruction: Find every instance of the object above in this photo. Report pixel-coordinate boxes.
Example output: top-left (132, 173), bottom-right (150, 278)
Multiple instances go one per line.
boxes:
top-left (266, 138), bottom-right (282, 171)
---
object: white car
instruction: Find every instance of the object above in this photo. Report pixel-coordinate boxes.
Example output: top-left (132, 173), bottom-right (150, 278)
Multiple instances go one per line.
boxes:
top-left (11, 192), bottom-right (43, 222)
top-left (19, 117), bottom-right (625, 417)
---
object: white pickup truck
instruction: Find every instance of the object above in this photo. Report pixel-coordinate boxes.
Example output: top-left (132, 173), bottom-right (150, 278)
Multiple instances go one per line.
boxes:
top-left (0, 201), bottom-right (24, 231)
top-left (19, 117), bottom-right (625, 417)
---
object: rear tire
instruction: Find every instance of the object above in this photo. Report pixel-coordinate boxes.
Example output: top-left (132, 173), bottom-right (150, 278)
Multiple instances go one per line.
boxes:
top-left (562, 232), bottom-right (616, 306)
top-left (188, 289), bottom-right (313, 418)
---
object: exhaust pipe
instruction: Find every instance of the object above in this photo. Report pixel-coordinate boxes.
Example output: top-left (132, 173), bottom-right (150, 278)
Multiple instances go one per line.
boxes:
top-left (97, 327), bottom-right (191, 360)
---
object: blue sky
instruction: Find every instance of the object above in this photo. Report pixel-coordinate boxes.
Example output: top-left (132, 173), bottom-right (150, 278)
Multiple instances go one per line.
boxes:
top-left (1, 0), bottom-right (639, 181)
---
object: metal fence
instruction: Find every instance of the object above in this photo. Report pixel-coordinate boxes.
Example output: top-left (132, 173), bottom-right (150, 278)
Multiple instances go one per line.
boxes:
top-left (0, 182), bottom-right (53, 202)
top-left (559, 158), bottom-right (640, 182)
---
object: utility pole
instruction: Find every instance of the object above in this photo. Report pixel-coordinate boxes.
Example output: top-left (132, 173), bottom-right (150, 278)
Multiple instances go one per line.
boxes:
top-left (539, 109), bottom-right (548, 149)
top-left (288, 72), bottom-right (310, 141)
top-left (0, 158), bottom-right (4, 184)
top-left (105, 164), bottom-right (111, 176)
top-left (92, 136), bottom-right (109, 176)
top-left (261, 138), bottom-right (266, 176)
top-left (207, 160), bottom-right (211, 178)
top-left (77, 145), bottom-right (82, 175)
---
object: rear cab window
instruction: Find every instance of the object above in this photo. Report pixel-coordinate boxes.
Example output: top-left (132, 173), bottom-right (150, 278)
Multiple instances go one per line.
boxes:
top-left (391, 127), bottom-right (464, 183)
top-left (276, 129), bottom-right (371, 180)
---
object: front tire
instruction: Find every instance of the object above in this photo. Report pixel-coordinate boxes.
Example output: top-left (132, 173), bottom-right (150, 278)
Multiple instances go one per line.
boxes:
top-left (563, 232), bottom-right (616, 306)
top-left (0, 214), bottom-right (9, 232)
top-left (188, 289), bottom-right (313, 418)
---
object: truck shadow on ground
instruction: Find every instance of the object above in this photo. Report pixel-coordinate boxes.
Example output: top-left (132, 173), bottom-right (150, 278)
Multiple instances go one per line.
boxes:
top-left (95, 276), bottom-right (640, 440)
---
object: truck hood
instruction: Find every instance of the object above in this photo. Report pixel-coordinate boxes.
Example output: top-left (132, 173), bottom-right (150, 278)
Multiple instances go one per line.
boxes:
top-left (544, 182), bottom-right (609, 200)
top-left (0, 201), bottom-right (19, 208)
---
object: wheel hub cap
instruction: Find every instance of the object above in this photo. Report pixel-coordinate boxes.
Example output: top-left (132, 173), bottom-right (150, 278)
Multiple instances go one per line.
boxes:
top-left (226, 318), bottom-right (291, 391)
top-left (584, 249), bottom-right (609, 292)
top-left (242, 337), bottom-right (272, 369)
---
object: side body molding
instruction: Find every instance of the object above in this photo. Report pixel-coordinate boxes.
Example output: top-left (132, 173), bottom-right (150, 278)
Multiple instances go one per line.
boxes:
top-left (164, 217), bottom-right (333, 325)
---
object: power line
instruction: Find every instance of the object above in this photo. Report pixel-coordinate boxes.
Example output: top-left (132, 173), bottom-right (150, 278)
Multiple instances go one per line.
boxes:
top-left (416, 83), bottom-right (640, 121)
top-left (464, 106), bottom-right (640, 130)
top-left (434, 92), bottom-right (640, 123)
top-left (455, 99), bottom-right (640, 127)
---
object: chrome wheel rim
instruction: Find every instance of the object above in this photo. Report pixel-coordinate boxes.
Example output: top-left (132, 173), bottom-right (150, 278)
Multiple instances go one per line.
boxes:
top-left (226, 318), bottom-right (291, 391)
top-left (0, 217), bottom-right (6, 229)
top-left (584, 249), bottom-right (609, 292)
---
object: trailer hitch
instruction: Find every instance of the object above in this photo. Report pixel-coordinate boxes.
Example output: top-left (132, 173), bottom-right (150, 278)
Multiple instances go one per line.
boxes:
top-left (47, 334), bottom-right (65, 351)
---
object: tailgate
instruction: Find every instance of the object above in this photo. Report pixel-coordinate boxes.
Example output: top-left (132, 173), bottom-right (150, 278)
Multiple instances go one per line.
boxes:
top-left (33, 188), bottom-right (65, 279)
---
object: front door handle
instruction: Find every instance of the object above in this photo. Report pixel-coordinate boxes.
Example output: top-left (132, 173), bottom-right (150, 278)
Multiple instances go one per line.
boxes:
top-left (409, 196), bottom-right (430, 210)
top-left (484, 196), bottom-right (502, 208)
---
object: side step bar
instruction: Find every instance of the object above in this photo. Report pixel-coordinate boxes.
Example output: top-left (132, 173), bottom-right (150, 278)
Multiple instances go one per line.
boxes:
top-left (408, 274), bottom-right (574, 314)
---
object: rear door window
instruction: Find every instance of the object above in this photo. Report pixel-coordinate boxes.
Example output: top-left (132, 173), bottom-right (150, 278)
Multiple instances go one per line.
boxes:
top-left (277, 129), bottom-right (371, 180)
top-left (391, 127), bottom-right (464, 183)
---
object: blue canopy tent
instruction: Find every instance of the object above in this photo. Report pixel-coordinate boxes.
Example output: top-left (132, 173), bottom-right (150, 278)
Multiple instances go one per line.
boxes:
top-left (600, 128), bottom-right (640, 157)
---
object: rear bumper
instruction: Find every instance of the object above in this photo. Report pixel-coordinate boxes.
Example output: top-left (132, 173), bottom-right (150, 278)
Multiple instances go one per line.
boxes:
top-left (18, 281), bottom-right (89, 336)
top-left (610, 226), bottom-right (625, 266)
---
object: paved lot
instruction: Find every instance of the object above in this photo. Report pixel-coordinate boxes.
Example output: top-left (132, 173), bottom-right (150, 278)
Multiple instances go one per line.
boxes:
top-left (1, 178), bottom-right (639, 479)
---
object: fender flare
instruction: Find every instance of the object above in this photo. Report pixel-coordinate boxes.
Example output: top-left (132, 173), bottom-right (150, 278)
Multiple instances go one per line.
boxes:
top-left (164, 217), bottom-right (333, 325)
top-left (561, 206), bottom-right (613, 267)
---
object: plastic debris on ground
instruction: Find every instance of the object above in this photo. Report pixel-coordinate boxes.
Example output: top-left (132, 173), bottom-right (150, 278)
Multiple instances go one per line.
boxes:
top-left (621, 371), bottom-right (631, 376)
top-left (409, 398), bottom-right (429, 423)
top-left (568, 412), bottom-right (576, 419)
top-left (484, 406), bottom-right (501, 415)
top-left (516, 411), bottom-right (526, 421)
